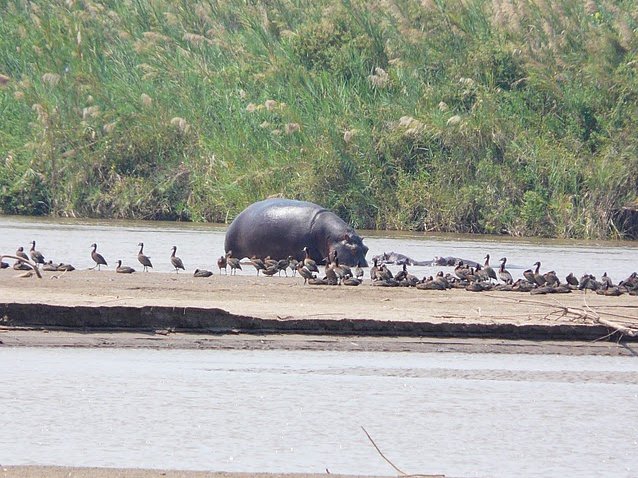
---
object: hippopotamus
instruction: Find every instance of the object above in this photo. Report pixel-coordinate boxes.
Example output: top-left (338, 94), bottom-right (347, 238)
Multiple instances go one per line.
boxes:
top-left (372, 252), bottom-right (431, 266)
top-left (372, 252), bottom-right (480, 268)
top-left (224, 198), bottom-right (369, 266)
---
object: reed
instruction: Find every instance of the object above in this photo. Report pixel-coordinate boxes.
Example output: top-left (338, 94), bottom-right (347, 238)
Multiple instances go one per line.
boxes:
top-left (1, 0), bottom-right (638, 238)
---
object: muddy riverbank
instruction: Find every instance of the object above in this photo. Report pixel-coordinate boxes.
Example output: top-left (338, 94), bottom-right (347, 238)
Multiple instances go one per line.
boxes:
top-left (1, 270), bottom-right (637, 351)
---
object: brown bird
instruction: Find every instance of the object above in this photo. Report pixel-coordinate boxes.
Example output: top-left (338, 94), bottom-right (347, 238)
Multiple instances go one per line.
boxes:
top-left (296, 262), bottom-right (315, 284)
top-left (42, 261), bottom-right (58, 271)
top-left (370, 258), bottom-right (379, 281)
top-left (226, 250), bottom-right (242, 275)
top-left (90, 243), bottom-right (107, 270)
top-left (137, 242), bottom-right (153, 272)
top-left (170, 246), bottom-right (185, 273)
top-left (483, 254), bottom-right (497, 282)
top-left (288, 257), bottom-right (299, 276)
top-left (498, 257), bottom-right (513, 284)
top-left (565, 272), bottom-right (579, 287)
top-left (302, 246), bottom-right (319, 273)
top-left (29, 240), bottom-right (45, 264)
top-left (16, 246), bottom-right (29, 262)
top-left (116, 260), bottom-right (136, 274)
top-left (532, 262), bottom-right (546, 286)
top-left (249, 256), bottom-right (266, 275)
top-left (217, 254), bottom-right (227, 274)
top-left (193, 268), bottom-right (213, 278)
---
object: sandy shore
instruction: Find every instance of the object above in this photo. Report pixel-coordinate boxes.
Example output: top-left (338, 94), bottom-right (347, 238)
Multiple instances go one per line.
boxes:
top-left (1, 269), bottom-right (637, 354)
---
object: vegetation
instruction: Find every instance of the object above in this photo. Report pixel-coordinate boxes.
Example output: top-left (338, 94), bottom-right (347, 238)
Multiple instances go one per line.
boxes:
top-left (1, 0), bottom-right (638, 238)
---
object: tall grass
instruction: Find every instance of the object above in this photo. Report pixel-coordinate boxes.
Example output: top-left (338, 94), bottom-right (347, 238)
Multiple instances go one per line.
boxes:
top-left (1, 0), bottom-right (638, 238)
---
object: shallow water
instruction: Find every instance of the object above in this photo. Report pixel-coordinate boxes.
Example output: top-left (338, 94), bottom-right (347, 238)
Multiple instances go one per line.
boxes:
top-left (1, 348), bottom-right (637, 478)
top-left (1, 215), bottom-right (637, 283)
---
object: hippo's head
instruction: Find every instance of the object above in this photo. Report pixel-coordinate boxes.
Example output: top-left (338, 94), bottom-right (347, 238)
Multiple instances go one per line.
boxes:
top-left (331, 233), bottom-right (368, 267)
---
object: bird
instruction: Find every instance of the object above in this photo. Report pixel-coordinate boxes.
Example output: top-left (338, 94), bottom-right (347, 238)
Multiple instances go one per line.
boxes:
top-left (543, 270), bottom-right (559, 286)
top-left (454, 261), bottom-right (471, 281)
top-left (13, 260), bottom-right (31, 271)
top-left (330, 251), bottom-right (352, 281)
top-left (90, 243), bottom-right (107, 270)
top-left (276, 256), bottom-right (291, 276)
top-left (57, 263), bottom-right (75, 272)
top-left (29, 240), bottom-right (45, 264)
top-left (296, 262), bottom-right (315, 284)
top-left (394, 263), bottom-right (408, 282)
top-left (261, 265), bottom-right (279, 276)
top-left (565, 272), bottom-right (579, 287)
top-left (288, 257), bottom-right (299, 276)
top-left (0, 260), bottom-right (8, 269)
top-left (226, 250), bottom-right (242, 275)
top-left (596, 282), bottom-right (623, 296)
top-left (323, 260), bottom-right (339, 285)
top-left (483, 254), bottom-right (497, 282)
top-left (217, 254), bottom-right (228, 274)
top-left (377, 263), bottom-right (393, 281)
top-left (16, 246), bottom-right (29, 263)
top-left (249, 256), bottom-right (266, 275)
top-left (532, 262), bottom-right (546, 286)
top-left (512, 279), bottom-right (534, 292)
top-left (302, 246), bottom-right (319, 273)
top-left (601, 272), bottom-right (613, 288)
top-left (416, 276), bottom-right (446, 290)
top-left (342, 277), bottom-right (361, 286)
top-left (116, 260), bottom-right (135, 273)
top-left (193, 268), bottom-right (213, 277)
top-left (137, 242), bottom-right (153, 272)
top-left (370, 258), bottom-right (379, 281)
top-left (498, 257), bottom-right (513, 284)
top-left (523, 267), bottom-right (536, 284)
top-left (354, 262), bottom-right (364, 280)
top-left (42, 261), bottom-right (58, 271)
top-left (170, 246), bottom-right (185, 273)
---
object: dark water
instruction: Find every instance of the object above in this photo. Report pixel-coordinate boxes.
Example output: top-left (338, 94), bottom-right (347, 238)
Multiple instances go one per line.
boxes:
top-left (1, 215), bottom-right (637, 282)
top-left (1, 348), bottom-right (637, 478)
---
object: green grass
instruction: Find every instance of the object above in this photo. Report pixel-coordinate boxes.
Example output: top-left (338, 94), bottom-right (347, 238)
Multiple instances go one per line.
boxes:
top-left (1, 0), bottom-right (638, 238)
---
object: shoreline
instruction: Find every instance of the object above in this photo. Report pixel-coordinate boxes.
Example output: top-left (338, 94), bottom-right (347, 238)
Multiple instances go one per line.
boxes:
top-left (1, 328), bottom-right (636, 356)
top-left (0, 466), bottom-right (397, 478)
top-left (1, 270), bottom-right (637, 356)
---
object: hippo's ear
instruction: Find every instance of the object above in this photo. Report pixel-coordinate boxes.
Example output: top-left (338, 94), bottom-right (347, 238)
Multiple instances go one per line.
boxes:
top-left (343, 233), bottom-right (351, 242)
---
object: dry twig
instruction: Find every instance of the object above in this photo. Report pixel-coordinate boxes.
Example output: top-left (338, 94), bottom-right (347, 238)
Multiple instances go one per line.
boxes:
top-left (361, 426), bottom-right (445, 478)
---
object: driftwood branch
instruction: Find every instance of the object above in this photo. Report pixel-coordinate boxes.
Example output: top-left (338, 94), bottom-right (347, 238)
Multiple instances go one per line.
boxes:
top-left (0, 254), bottom-right (42, 278)
top-left (485, 293), bottom-right (638, 338)
top-left (361, 426), bottom-right (445, 478)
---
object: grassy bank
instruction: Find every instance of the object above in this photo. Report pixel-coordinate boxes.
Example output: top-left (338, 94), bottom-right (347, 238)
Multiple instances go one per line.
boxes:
top-left (1, 0), bottom-right (638, 238)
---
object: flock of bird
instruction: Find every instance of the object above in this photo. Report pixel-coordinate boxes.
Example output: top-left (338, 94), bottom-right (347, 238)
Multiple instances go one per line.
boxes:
top-left (366, 254), bottom-right (638, 296)
top-left (1, 242), bottom-right (637, 296)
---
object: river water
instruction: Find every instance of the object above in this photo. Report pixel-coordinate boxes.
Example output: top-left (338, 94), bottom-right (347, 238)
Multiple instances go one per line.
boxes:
top-left (1, 348), bottom-right (637, 478)
top-left (1, 216), bottom-right (638, 477)
top-left (1, 215), bottom-right (638, 282)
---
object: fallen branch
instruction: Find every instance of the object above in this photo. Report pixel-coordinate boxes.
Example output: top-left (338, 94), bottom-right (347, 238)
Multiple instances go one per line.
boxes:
top-left (0, 255), bottom-right (42, 278)
top-left (361, 426), bottom-right (445, 478)
top-left (594, 317), bottom-right (636, 337)
top-left (485, 293), bottom-right (638, 338)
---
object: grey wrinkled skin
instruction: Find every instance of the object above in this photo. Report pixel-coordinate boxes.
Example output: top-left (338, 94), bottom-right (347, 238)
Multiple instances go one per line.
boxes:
top-left (224, 199), bottom-right (368, 267)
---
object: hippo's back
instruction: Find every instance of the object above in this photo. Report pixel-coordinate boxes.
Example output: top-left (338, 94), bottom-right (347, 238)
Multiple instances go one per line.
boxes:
top-left (224, 198), bottom-right (325, 260)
